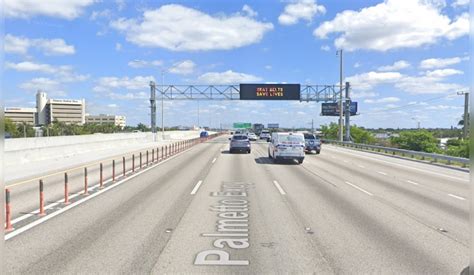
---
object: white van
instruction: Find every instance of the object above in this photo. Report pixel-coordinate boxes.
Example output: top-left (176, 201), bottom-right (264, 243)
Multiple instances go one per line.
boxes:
top-left (268, 132), bottom-right (305, 164)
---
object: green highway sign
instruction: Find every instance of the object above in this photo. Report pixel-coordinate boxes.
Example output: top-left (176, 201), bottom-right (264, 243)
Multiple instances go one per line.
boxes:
top-left (233, 123), bottom-right (251, 129)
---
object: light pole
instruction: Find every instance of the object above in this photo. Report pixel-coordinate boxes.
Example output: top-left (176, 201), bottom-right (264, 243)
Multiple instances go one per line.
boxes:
top-left (411, 117), bottom-right (420, 129)
top-left (457, 91), bottom-right (469, 139)
top-left (336, 49), bottom-right (344, 142)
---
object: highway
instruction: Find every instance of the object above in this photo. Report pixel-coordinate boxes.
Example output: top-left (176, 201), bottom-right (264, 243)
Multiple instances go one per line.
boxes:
top-left (4, 135), bottom-right (469, 274)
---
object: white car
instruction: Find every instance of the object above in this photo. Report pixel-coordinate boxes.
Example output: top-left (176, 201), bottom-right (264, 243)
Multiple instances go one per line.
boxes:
top-left (259, 130), bottom-right (271, 141)
top-left (247, 132), bottom-right (258, 141)
top-left (268, 132), bottom-right (305, 164)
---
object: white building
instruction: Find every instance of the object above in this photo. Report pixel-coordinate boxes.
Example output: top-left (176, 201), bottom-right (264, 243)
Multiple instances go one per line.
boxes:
top-left (4, 107), bottom-right (37, 125)
top-left (86, 114), bottom-right (126, 129)
top-left (36, 91), bottom-right (86, 125)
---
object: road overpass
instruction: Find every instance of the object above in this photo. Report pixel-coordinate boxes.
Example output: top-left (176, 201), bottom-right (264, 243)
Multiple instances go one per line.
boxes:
top-left (4, 135), bottom-right (469, 274)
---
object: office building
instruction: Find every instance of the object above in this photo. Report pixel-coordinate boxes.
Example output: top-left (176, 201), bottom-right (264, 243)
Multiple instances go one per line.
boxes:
top-left (4, 107), bottom-right (37, 125)
top-left (86, 114), bottom-right (126, 129)
top-left (37, 91), bottom-right (86, 125)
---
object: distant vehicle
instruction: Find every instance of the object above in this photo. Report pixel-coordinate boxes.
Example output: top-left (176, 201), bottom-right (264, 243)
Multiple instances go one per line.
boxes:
top-left (260, 130), bottom-right (271, 141)
top-left (5, 132), bottom-right (12, 139)
top-left (247, 132), bottom-right (258, 141)
top-left (200, 131), bottom-right (209, 138)
top-left (229, 134), bottom-right (251, 153)
top-left (252, 123), bottom-right (265, 135)
top-left (234, 130), bottom-right (244, 135)
top-left (132, 130), bottom-right (141, 133)
top-left (303, 133), bottom-right (321, 154)
top-left (268, 132), bottom-right (305, 164)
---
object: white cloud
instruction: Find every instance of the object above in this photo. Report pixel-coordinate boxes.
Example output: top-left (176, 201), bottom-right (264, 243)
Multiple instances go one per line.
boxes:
top-left (419, 57), bottom-right (462, 69)
top-left (197, 70), bottom-right (262, 84)
top-left (426, 104), bottom-right (462, 110)
top-left (314, 0), bottom-right (469, 51)
top-left (5, 0), bottom-right (95, 20)
top-left (425, 68), bottom-right (463, 78)
top-left (110, 4), bottom-right (273, 51)
top-left (364, 97), bottom-right (400, 104)
top-left (168, 60), bottom-right (196, 75)
top-left (351, 91), bottom-right (379, 99)
top-left (353, 62), bottom-right (361, 68)
top-left (377, 60), bottom-right (411, 71)
top-left (6, 61), bottom-right (90, 83)
top-left (394, 75), bottom-right (464, 94)
top-left (107, 103), bottom-right (118, 108)
top-left (4, 34), bottom-right (75, 56)
top-left (451, 0), bottom-right (469, 7)
top-left (242, 5), bottom-right (257, 17)
top-left (93, 76), bottom-right (155, 92)
top-left (5, 61), bottom-right (57, 74)
top-left (265, 65), bottom-right (272, 70)
top-left (90, 9), bottom-right (111, 21)
top-left (115, 43), bottom-right (122, 51)
top-left (19, 77), bottom-right (60, 91)
top-left (320, 45), bottom-right (330, 51)
top-left (278, 0), bottom-right (326, 25)
top-left (346, 71), bottom-right (403, 90)
top-left (128, 59), bottom-right (163, 68)
top-left (107, 92), bottom-right (149, 100)
top-left (115, 0), bottom-right (126, 11)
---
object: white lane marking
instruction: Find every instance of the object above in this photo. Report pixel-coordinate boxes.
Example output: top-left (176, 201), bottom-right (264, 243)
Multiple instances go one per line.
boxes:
top-left (358, 165), bottom-right (365, 168)
top-left (212, 158), bottom-right (217, 164)
top-left (344, 181), bottom-right (373, 196)
top-left (406, 180), bottom-right (420, 186)
top-left (343, 160), bottom-right (349, 163)
top-left (272, 180), bottom-right (286, 195)
top-left (190, 180), bottom-right (204, 195)
top-left (5, 143), bottom-right (196, 241)
top-left (331, 156), bottom-right (336, 159)
top-left (377, 171), bottom-right (387, 176)
top-left (448, 194), bottom-right (466, 201)
top-left (325, 146), bottom-right (468, 182)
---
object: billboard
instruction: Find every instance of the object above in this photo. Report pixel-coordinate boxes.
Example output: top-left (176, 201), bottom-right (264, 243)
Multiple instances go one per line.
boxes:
top-left (321, 102), bottom-right (358, 116)
top-left (267, 123), bottom-right (279, 128)
top-left (240, 84), bottom-right (300, 100)
top-left (233, 122), bottom-right (251, 129)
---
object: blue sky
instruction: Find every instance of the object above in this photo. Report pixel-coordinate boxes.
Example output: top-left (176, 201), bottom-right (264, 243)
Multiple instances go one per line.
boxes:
top-left (3, 0), bottom-right (470, 128)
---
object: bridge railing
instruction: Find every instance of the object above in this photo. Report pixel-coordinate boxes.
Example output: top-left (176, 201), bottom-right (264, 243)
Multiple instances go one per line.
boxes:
top-left (323, 139), bottom-right (469, 167)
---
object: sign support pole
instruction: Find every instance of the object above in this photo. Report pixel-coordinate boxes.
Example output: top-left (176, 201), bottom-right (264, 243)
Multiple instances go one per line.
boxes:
top-left (344, 82), bottom-right (351, 142)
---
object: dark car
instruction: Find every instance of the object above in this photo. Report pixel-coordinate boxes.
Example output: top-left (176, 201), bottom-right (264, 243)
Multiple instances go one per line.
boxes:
top-left (200, 131), bottom-right (209, 138)
top-left (229, 134), bottom-right (251, 153)
top-left (303, 133), bottom-right (321, 154)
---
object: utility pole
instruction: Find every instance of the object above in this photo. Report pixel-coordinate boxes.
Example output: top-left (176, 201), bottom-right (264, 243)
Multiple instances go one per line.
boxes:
top-left (458, 91), bottom-right (469, 139)
top-left (336, 49), bottom-right (344, 142)
top-left (311, 119), bottom-right (314, 133)
top-left (197, 101), bottom-right (200, 128)
top-left (344, 82), bottom-right (351, 141)
top-left (149, 81), bottom-right (156, 142)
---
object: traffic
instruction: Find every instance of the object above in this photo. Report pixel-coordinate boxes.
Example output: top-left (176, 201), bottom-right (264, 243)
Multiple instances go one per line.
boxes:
top-left (226, 127), bottom-right (322, 164)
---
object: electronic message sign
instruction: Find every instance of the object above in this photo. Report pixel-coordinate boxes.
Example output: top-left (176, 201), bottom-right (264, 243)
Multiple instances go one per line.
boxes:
top-left (239, 84), bottom-right (300, 100)
top-left (321, 102), bottom-right (358, 116)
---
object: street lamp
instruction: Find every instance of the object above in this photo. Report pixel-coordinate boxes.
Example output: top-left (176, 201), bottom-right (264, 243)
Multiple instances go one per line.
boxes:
top-left (411, 117), bottom-right (420, 129)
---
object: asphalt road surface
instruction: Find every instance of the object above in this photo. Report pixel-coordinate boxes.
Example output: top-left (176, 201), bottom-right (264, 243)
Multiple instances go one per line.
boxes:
top-left (5, 135), bottom-right (469, 274)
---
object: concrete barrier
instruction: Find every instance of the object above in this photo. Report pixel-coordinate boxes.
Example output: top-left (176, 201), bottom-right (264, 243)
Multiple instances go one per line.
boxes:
top-left (5, 131), bottom-right (207, 164)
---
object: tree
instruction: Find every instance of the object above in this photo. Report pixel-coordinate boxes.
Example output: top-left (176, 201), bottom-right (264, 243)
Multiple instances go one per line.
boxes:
top-left (17, 122), bottom-right (35, 137)
top-left (136, 123), bottom-right (150, 132)
top-left (4, 118), bottom-right (19, 137)
top-left (390, 130), bottom-right (440, 153)
top-left (320, 123), bottom-right (375, 144)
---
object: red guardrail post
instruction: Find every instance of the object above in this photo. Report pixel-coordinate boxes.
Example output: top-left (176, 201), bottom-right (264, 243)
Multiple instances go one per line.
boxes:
top-left (122, 157), bottom-right (126, 177)
top-left (140, 152), bottom-right (142, 169)
top-left (39, 179), bottom-right (45, 216)
top-left (132, 154), bottom-right (135, 172)
top-left (112, 160), bottom-right (116, 182)
top-left (146, 150), bottom-right (149, 166)
top-left (64, 172), bottom-right (70, 205)
top-left (5, 189), bottom-right (14, 232)
top-left (160, 147), bottom-right (163, 161)
top-left (84, 167), bottom-right (89, 195)
top-left (99, 163), bottom-right (103, 188)
top-left (152, 149), bottom-right (155, 162)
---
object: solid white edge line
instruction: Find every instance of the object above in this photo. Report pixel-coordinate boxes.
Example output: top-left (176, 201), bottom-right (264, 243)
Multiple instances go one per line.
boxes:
top-left (377, 171), bottom-right (387, 176)
top-left (344, 181), bottom-right (373, 196)
top-left (5, 142), bottom-right (198, 241)
top-left (358, 165), bottom-right (365, 168)
top-left (212, 158), bottom-right (217, 164)
top-left (272, 180), bottom-right (286, 195)
top-left (325, 146), bottom-right (468, 182)
top-left (406, 180), bottom-right (420, 186)
top-left (448, 193), bottom-right (466, 201)
top-left (190, 180), bottom-right (203, 195)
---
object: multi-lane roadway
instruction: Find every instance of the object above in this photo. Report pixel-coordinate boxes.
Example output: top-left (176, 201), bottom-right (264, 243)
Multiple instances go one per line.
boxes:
top-left (4, 135), bottom-right (469, 274)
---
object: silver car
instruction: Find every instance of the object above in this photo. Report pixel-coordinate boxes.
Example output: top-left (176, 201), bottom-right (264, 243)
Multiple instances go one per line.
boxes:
top-left (229, 135), bottom-right (251, 153)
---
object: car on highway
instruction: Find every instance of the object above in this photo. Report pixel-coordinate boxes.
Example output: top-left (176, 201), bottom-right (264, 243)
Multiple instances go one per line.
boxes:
top-left (303, 133), bottom-right (321, 154)
top-left (247, 132), bottom-right (258, 141)
top-left (229, 134), bottom-right (251, 153)
top-left (260, 130), bottom-right (271, 141)
top-left (200, 131), bottom-right (209, 138)
top-left (268, 132), bottom-right (305, 164)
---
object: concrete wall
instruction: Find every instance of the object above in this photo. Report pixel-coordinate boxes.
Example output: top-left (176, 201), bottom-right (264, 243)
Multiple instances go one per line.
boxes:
top-left (5, 131), bottom-right (204, 164)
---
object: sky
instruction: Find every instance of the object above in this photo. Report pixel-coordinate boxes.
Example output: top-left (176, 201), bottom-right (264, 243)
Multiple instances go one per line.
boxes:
top-left (2, 0), bottom-right (470, 129)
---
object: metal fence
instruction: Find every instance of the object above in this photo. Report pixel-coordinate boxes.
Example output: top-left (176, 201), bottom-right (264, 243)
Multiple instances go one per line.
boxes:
top-left (323, 140), bottom-right (469, 167)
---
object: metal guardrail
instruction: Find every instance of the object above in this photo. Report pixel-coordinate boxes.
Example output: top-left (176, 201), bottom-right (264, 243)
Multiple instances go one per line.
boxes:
top-left (323, 140), bottom-right (469, 167)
